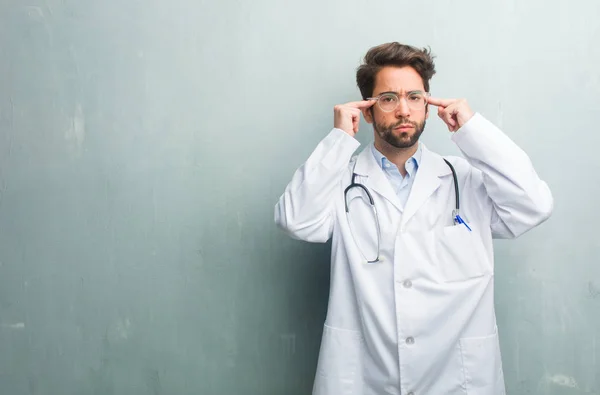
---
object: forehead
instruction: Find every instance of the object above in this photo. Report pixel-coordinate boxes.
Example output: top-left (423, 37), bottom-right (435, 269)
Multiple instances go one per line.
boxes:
top-left (373, 66), bottom-right (425, 95)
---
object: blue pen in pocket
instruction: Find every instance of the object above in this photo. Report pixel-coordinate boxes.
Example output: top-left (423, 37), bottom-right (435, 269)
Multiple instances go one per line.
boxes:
top-left (454, 212), bottom-right (472, 231)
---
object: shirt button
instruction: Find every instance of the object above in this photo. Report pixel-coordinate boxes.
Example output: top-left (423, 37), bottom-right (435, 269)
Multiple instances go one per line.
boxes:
top-left (407, 392), bottom-right (415, 395)
top-left (403, 280), bottom-right (412, 288)
top-left (406, 337), bottom-right (415, 345)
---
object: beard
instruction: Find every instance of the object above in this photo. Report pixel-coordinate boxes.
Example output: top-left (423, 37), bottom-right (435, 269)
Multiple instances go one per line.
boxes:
top-left (374, 116), bottom-right (426, 149)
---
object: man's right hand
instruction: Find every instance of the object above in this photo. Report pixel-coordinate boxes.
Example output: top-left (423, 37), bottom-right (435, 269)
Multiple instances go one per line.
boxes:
top-left (333, 100), bottom-right (376, 137)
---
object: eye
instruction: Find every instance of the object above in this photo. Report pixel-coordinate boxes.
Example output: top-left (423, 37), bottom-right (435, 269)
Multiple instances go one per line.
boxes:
top-left (380, 94), bottom-right (397, 103)
top-left (408, 93), bottom-right (423, 102)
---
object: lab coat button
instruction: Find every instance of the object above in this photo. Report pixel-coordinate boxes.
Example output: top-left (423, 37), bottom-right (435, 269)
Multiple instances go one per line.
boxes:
top-left (403, 280), bottom-right (412, 288)
top-left (407, 392), bottom-right (414, 395)
top-left (406, 337), bottom-right (415, 345)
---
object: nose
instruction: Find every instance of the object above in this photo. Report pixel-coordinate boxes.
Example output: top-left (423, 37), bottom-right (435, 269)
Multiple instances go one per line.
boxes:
top-left (395, 97), bottom-right (411, 118)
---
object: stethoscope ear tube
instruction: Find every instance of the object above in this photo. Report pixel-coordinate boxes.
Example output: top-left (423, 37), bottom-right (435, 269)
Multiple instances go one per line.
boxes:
top-left (443, 158), bottom-right (459, 213)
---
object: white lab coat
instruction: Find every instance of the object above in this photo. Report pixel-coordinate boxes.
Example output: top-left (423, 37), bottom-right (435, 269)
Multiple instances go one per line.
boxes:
top-left (274, 113), bottom-right (553, 395)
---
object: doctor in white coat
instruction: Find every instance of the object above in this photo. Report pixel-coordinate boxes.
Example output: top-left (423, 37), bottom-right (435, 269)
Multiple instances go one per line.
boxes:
top-left (274, 42), bottom-right (553, 395)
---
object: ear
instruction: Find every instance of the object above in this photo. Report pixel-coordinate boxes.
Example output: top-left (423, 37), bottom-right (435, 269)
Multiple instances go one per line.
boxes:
top-left (362, 107), bottom-right (374, 124)
top-left (425, 105), bottom-right (430, 120)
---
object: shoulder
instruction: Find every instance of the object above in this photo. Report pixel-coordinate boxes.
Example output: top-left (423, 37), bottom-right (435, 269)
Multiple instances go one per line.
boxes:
top-left (440, 154), bottom-right (472, 174)
top-left (424, 146), bottom-right (481, 185)
top-left (421, 144), bottom-right (472, 175)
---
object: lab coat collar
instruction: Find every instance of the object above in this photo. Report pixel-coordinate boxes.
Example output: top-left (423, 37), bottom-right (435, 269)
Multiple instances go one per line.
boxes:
top-left (353, 142), bottom-right (453, 224)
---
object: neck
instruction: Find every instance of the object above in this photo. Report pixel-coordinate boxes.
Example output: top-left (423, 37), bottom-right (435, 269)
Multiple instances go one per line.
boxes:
top-left (374, 138), bottom-right (418, 176)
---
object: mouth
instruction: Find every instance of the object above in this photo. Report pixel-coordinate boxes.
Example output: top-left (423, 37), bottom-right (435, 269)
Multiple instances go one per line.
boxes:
top-left (393, 124), bottom-right (415, 132)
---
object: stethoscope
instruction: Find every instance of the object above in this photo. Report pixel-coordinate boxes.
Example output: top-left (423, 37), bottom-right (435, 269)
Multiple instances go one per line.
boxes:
top-left (344, 159), bottom-right (469, 264)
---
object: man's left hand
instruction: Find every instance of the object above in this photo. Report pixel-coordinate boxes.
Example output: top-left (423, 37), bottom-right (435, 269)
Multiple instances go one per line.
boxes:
top-left (427, 97), bottom-right (474, 132)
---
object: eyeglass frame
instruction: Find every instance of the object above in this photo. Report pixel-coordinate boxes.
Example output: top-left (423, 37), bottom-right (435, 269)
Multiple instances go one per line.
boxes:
top-left (367, 90), bottom-right (431, 113)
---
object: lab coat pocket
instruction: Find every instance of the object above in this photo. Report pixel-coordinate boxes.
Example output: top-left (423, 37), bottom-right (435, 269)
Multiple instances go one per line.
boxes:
top-left (313, 325), bottom-right (363, 395)
top-left (459, 329), bottom-right (505, 394)
top-left (437, 224), bottom-right (488, 282)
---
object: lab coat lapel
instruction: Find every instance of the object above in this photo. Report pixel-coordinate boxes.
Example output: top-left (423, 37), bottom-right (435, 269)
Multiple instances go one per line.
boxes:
top-left (353, 146), bottom-right (403, 213)
top-left (401, 144), bottom-right (453, 227)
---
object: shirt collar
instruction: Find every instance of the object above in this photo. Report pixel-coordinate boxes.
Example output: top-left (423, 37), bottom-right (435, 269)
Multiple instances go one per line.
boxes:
top-left (371, 142), bottom-right (422, 172)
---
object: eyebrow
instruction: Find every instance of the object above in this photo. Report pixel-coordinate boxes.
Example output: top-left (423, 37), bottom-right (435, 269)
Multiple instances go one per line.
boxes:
top-left (377, 90), bottom-right (424, 96)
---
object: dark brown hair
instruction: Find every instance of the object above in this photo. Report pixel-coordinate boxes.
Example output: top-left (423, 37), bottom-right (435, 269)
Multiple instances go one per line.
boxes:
top-left (356, 42), bottom-right (436, 99)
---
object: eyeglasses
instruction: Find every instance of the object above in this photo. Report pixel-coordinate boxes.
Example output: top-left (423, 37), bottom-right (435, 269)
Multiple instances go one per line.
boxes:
top-left (367, 91), bottom-right (430, 112)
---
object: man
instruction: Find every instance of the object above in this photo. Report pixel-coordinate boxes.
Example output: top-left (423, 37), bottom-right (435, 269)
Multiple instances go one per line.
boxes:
top-left (274, 42), bottom-right (553, 395)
